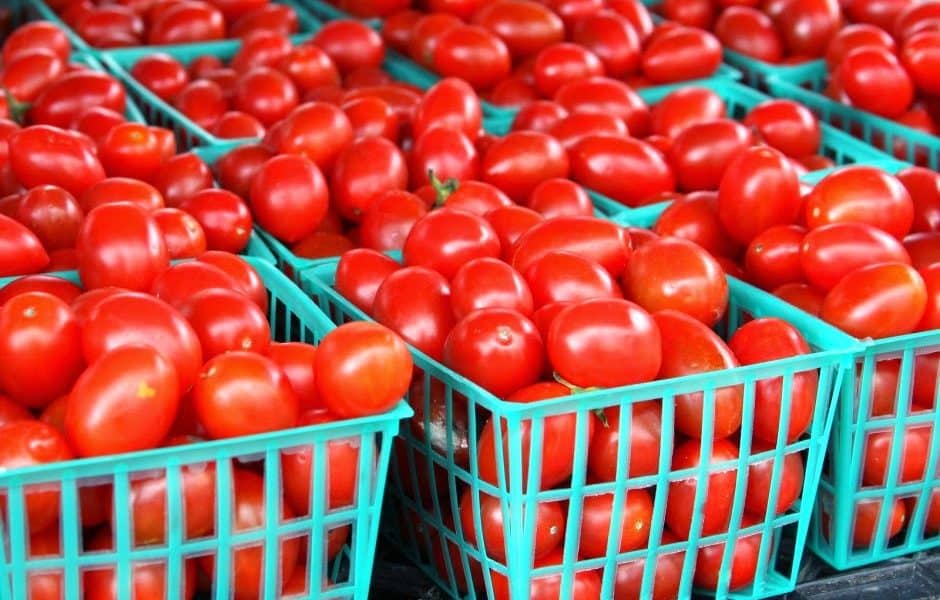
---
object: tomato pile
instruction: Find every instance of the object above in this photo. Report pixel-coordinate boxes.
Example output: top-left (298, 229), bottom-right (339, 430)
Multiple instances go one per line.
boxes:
top-left (42, 0), bottom-right (313, 47)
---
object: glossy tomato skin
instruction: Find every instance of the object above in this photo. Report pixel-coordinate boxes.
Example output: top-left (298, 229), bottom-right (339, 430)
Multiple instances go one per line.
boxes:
top-left (196, 252), bottom-right (268, 312)
top-left (579, 489), bottom-right (654, 557)
top-left (744, 100), bottom-right (820, 158)
top-left (451, 258), bottom-right (534, 319)
top-left (744, 225), bottom-right (806, 290)
top-left (553, 76), bottom-right (650, 135)
top-left (179, 288), bottom-right (270, 359)
top-left (804, 166), bottom-right (914, 239)
top-left (666, 437), bottom-right (739, 537)
top-left (179, 188), bottom-right (253, 254)
top-left (548, 298), bottom-right (661, 388)
top-left (485, 205), bottom-right (545, 260)
top-left (444, 308), bottom-right (544, 398)
top-left (569, 135), bottom-right (674, 207)
top-left (839, 47), bottom-right (914, 118)
top-left (511, 215), bottom-right (632, 277)
top-left (821, 262), bottom-right (927, 338)
top-left (825, 23), bottom-right (897, 70)
top-left (29, 71), bottom-right (126, 128)
top-left (76, 203), bottom-right (169, 292)
top-left (193, 352), bottom-right (299, 439)
top-left (0, 275), bottom-right (81, 306)
top-left (717, 146), bottom-right (802, 245)
top-left (372, 266), bottom-right (455, 361)
top-left (432, 25), bottom-right (512, 91)
top-left (729, 318), bottom-right (817, 443)
top-left (898, 167), bottom-right (940, 233)
top-left (649, 86), bottom-right (725, 139)
top-left (653, 192), bottom-right (738, 259)
top-left (490, 547), bottom-right (602, 600)
top-left (331, 136), bottom-right (408, 221)
top-left (472, 0), bottom-right (564, 59)
top-left (848, 497), bottom-right (906, 548)
top-left (481, 131), bottom-right (569, 203)
top-left (9, 125), bottom-right (106, 198)
top-left (527, 178), bottom-right (593, 218)
top-left (410, 127), bottom-right (479, 188)
top-left (613, 530), bottom-right (685, 600)
top-left (334, 248), bottom-right (400, 313)
top-left (412, 77), bottom-right (482, 140)
top-left (641, 26), bottom-right (722, 83)
top-left (589, 400), bottom-right (662, 480)
top-left (66, 344), bottom-right (179, 456)
top-left (359, 190), bottom-right (428, 252)
top-left (267, 342), bottom-right (319, 411)
top-left (668, 119), bottom-right (752, 192)
top-left (81, 177), bottom-right (163, 213)
top-left (272, 102), bottom-right (353, 172)
top-left (524, 251), bottom-right (621, 308)
top-left (624, 237), bottom-right (728, 326)
top-left (150, 261), bottom-right (240, 310)
top-left (0, 214), bottom-right (49, 277)
top-left (656, 310), bottom-right (743, 440)
top-left (0, 421), bottom-right (73, 534)
top-left (714, 6), bottom-right (783, 63)
top-left (694, 515), bottom-right (764, 591)
top-left (800, 223), bottom-right (911, 291)
top-left (249, 154), bottom-right (328, 243)
top-left (745, 442), bottom-right (804, 518)
top-left (316, 322), bottom-right (412, 417)
top-left (459, 490), bottom-right (564, 561)
top-left (862, 424), bottom-right (931, 485)
top-left (402, 209), bottom-right (500, 280)
top-left (533, 42), bottom-right (604, 98)
top-left (153, 208), bottom-right (207, 259)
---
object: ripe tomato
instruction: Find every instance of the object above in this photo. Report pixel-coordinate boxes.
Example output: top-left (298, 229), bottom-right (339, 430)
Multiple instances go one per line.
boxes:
top-left (195, 252), bottom-right (267, 312)
top-left (153, 208), bottom-right (207, 259)
top-left (343, 96), bottom-right (400, 141)
top-left (744, 225), bottom-right (806, 290)
top-left (548, 298), bottom-right (660, 388)
top-left (193, 351), bottom-right (299, 439)
top-left (666, 437), bottom-right (739, 537)
top-left (0, 275), bottom-right (81, 306)
top-left (178, 189), bottom-right (253, 254)
top-left (408, 13), bottom-right (462, 67)
top-left (729, 318), bottom-right (817, 443)
top-left (179, 288), bottom-right (270, 358)
top-left (66, 344), bottom-right (179, 456)
top-left (579, 489), bottom-right (653, 558)
top-left (459, 490), bottom-right (564, 561)
top-left (0, 420), bottom-right (73, 533)
top-left (9, 125), bottom-right (105, 198)
top-left (402, 209), bottom-right (500, 280)
top-left (372, 266), bottom-right (455, 361)
top-left (2, 21), bottom-right (70, 64)
top-left (653, 192), bottom-right (738, 259)
top-left (774, 283), bottom-right (825, 316)
top-left (130, 459), bottom-right (216, 545)
top-left (148, 1), bottom-right (224, 45)
top-left (311, 19), bottom-right (385, 73)
top-left (511, 216), bottom-right (632, 277)
top-left (714, 6), bottom-right (783, 63)
top-left (668, 119), bottom-right (752, 192)
top-left (490, 547), bottom-right (602, 600)
top-left (0, 291), bottom-right (83, 408)
top-left (281, 408), bottom-right (367, 513)
top-left (174, 80), bottom-right (226, 129)
top-left (801, 223), bottom-right (911, 291)
top-left (527, 178), bottom-right (593, 218)
top-left (29, 71), bottom-right (126, 129)
top-left (804, 166), bottom-right (914, 239)
top-left (511, 100), bottom-right (568, 133)
top-left (197, 470), bottom-right (300, 598)
top-left (533, 42), bottom-right (604, 97)
top-left (485, 205), bottom-right (545, 259)
top-left (331, 136), bottom-right (408, 221)
top-left (569, 135), bottom-right (674, 207)
top-left (14, 185), bottom-right (82, 252)
top-left (131, 53), bottom-right (189, 101)
top-left (444, 308), bottom-right (544, 397)
top-left (149, 262), bottom-right (235, 311)
top-left (316, 321), bottom-right (412, 417)
top-left (524, 251), bottom-right (620, 308)
top-left (649, 86), bottom-right (725, 139)
top-left (821, 262), bottom-right (927, 338)
top-left (745, 100), bottom-right (821, 158)
top-left (589, 400), bottom-right (662, 480)
top-left (432, 25), bottom-right (512, 91)
top-left (272, 102), bottom-right (353, 171)
top-left (451, 258), bottom-right (533, 319)
top-left (333, 248), bottom-right (399, 314)
top-left (717, 146), bottom-right (801, 245)
top-left (839, 47), bottom-right (914, 118)
top-left (76, 203), bottom-right (169, 292)
top-left (614, 530), bottom-right (685, 600)
top-left (481, 131), bottom-right (569, 203)
top-left (548, 112), bottom-right (629, 150)
top-left (0, 217), bottom-right (51, 277)
top-left (848, 497), bottom-right (906, 548)
top-left (624, 237), bottom-right (728, 326)
top-left (412, 77), bottom-right (483, 140)
top-left (897, 167), bottom-right (940, 233)
top-left (745, 443), bottom-right (804, 518)
top-left (81, 177), bottom-right (163, 213)
top-left (232, 67), bottom-right (298, 127)
top-left (655, 310), bottom-right (742, 439)
top-left (862, 425), bottom-right (931, 485)
top-left (410, 128), bottom-right (480, 188)
top-left (694, 515), bottom-right (764, 591)
top-left (642, 26), bottom-right (721, 83)
top-left (826, 23), bottom-right (897, 70)
top-left (472, 0), bottom-right (563, 59)
top-left (249, 154), bottom-right (328, 243)
top-left (553, 77), bottom-right (650, 136)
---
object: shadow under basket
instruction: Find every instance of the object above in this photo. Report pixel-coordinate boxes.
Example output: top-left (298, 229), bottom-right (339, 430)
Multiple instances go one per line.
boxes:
top-left (299, 256), bottom-right (856, 600)
top-left (0, 258), bottom-right (410, 600)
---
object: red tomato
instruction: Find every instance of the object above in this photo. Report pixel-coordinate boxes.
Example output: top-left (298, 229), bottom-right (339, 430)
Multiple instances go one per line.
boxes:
top-left (472, 0), bottom-right (563, 59)
top-left (511, 100), bottom-right (569, 133)
top-left (588, 400), bottom-right (662, 480)
top-left (826, 23), bottom-right (897, 70)
top-left (9, 125), bottom-right (105, 198)
top-left (331, 136), bottom-right (408, 221)
top-left (533, 42), bottom-right (604, 97)
top-left (694, 515), bottom-right (764, 591)
top-left (459, 490), bottom-right (564, 561)
top-left (821, 262), bottom-right (927, 338)
top-left (82, 177), bottom-right (164, 213)
top-left (70, 106), bottom-right (126, 146)
top-left (666, 437), bottom-right (739, 537)
top-left (0, 214), bottom-right (49, 276)
top-left (2, 50), bottom-right (65, 104)
top-left (649, 86), bottom-right (726, 139)
top-left (714, 6), bottom-right (783, 63)
top-left (451, 258), bottom-right (533, 319)
top-left (668, 119), bottom-right (752, 192)
top-left (653, 192), bottom-right (739, 259)
top-left (131, 53), bottom-right (189, 101)
top-left (411, 127), bottom-right (480, 189)
top-left (357, 190), bottom-right (426, 252)
top-left (0, 421), bottom-right (72, 535)
top-left (717, 146), bottom-right (801, 245)
top-left (212, 111), bottom-right (266, 138)
top-left (863, 424), bottom-right (931, 485)
top-left (839, 47), bottom-right (914, 118)
top-left (29, 71), bottom-right (126, 129)
top-left (174, 80), bottom-right (226, 129)
top-left (524, 251), bottom-right (620, 308)
top-left (570, 135), bottom-right (674, 207)
top-left (898, 167), bottom-right (940, 233)
top-left (490, 547), bottom-right (602, 600)
top-left (655, 310), bottom-right (743, 439)
top-left (229, 4), bottom-right (301, 37)
top-left (432, 25), bottom-right (512, 91)
top-left (372, 266), bottom-right (455, 360)
top-left (624, 237), bottom-right (728, 326)
top-left (744, 225), bottom-right (806, 291)
top-left (232, 67), bottom-right (298, 126)
top-left (548, 298), bottom-right (660, 388)
top-left (150, 261), bottom-right (240, 310)
top-left (745, 444), bottom-right (804, 518)
top-left (847, 497), bottom-right (906, 548)
top-left (485, 205), bottom-right (545, 259)
top-left (15, 185), bottom-right (82, 251)
top-left (511, 215), bottom-right (632, 277)
top-left (193, 351), bottom-right (298, 438)
top-left (271, 101), bottom-right (353, 171)
top-left (342, 96), bottom-right (399, 141)
top-left (66, 344), bottom-right (179, 456)
top-left (481, 131), bottom-right (569, 203)
top-left (729, 318), bottom-right (817, 443)
top-left (527, 178), bottom-right (593, 218)
top-left (905, 232), bottom-right (940, 270)
top-left (642, 26), bottom-right (721, 83)
top-left (402, 209), bottom-right (500, 280)
top-left (579, 489), bottom-right (653, 558)
top-left (130, 458), bottom-right (215, 545)
top-left (179, 188), bottom-right (253, 254)
top-left (776, 0), bottom-right (841, 57)
top-left (745, 100), bottom-right (821, 158)
top-left (196, 251), bottom-right (268, 312)
top-left (0, 275), bottom-right (81, 306)
top-left (553, 76), bottom-right (650, 135)
top-left (267, 342), bottom-right (319, 411)
top-left (249, 154), bottom-right (328, 243)
top-left (153, 208), bottom-right (207, 259)
top-left (278, 43), bottom-right (339, 93)
top-left (774, 282), bottom-right (825, 316)
top-left (316, 321), bottom-right (412, 417)
top-left (179, 288), bottom-right (270, 359)
top-left (571, 10), bottom-right (641, 77)
top-left (804, 166), bottom-right (914, 239)
top-left (230, 31), bottom-right (293, 73)
top-left (148, 1), bottom-right (225, 45)
top-left (800, 223), bottom-right (911, 291)
top-left (548, 111), bottom-right (629, 150)
top-left (311, 19), bottom-right (385, 73)
top-left (441, 181), bottom-right (513, 216)
top-left (412, 77), bottom-right (483, 140)
top-left (408, 13), bottom-right (462, 68)
top-left (76, 203), bottom-right (169, 292)
top-left (2, 21), bottom-right (70, 64)
top-left (614, 531), bottom-right (685, 600)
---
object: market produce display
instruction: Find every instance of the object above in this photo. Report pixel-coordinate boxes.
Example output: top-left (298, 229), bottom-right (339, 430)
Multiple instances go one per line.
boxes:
top-left (3, 0), bottom-right (940, 598)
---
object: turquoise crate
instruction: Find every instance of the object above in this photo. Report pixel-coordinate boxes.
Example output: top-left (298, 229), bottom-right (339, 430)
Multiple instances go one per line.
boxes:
top-left (382, 48), bottom-right (743, 124)
top-left (6, 0), bottom-right (320, 58)
top-left (767, 62), bottom-right (940, 169)
top-left (299, 257), bottom-right (856, 600)
top-left (0, 257), bottom-right (410, 600)
top-left (723, 52), bottom-right (827, 91)
top-left (299, 0), bottom-right (383, 29)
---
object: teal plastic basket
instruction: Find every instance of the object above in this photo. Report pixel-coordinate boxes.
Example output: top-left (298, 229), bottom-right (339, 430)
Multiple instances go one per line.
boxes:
top-left (767, 62), bottom-right (940, 169)
top-left (0, 257), bottom-right (410, 600)
top-left (723, 52), bottom-right (827, 91)
top-left (298, 257), bottom-right (855, 600)
top-left (298, 0), bottom-right (383, 29)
